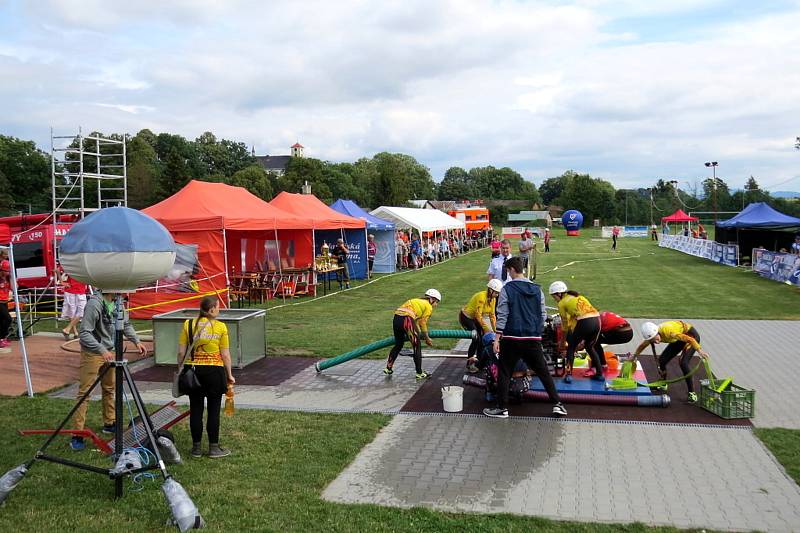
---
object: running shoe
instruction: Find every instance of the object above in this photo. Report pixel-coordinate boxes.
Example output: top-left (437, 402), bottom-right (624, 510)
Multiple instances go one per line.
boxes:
top-left (101, 423), bottom-right (117, 434)
top-left (552, 403), bottom-right (568, 417)
top-left (383, 367), bottom-right (393, 375)
top-left (415, 371), bottom-right (431, 380)
top-left (591, 373), bottom-right (606, 382)
top-left (208, 444), bottom-right (231, 458)
top-left (191, 443), bottom-right (203, 458)
top-left (563, 374), bottom-right (572, 384)
top-left (688, 392), bottom-right (698, 404)
top-left (70, 436), bottom-right (85, 451)
top-left (483, 407), bottom-right (509, 418)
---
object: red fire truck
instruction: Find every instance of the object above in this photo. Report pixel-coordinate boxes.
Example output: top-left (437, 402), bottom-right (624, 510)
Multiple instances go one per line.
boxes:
top-left (0, 213), bottom-right (77, 289)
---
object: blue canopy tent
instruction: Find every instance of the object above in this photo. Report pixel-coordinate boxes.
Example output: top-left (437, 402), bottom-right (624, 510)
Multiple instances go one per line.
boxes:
top-left (331, 199), bottom-right (396, 274)
top-left (716, 202), bottom-right (800, 254)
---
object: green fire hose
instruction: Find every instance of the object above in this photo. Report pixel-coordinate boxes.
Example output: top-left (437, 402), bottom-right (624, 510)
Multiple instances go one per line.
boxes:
top-left (314, 329), bottom-right (476, 372)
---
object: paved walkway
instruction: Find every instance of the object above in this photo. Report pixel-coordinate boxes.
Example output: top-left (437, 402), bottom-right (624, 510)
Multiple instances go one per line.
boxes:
top-left (323, 414), bottom-right (800, 532)
top-left (46, 319), bottom-right (800, 531)
top-left (624, 319), bottom-right (800, 429)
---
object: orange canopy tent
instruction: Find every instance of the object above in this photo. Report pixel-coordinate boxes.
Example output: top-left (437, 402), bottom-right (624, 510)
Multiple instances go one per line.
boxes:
top-left (131, 180), bottom-right (315, 318)
top-left (270, 192), bottom-right (368, 278)
top-left (269, 192), bottom-right (366, 229)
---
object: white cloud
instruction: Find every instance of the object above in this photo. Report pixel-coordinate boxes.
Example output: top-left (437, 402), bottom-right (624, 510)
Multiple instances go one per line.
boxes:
top-left (0, 0), bottom-right (799, 190)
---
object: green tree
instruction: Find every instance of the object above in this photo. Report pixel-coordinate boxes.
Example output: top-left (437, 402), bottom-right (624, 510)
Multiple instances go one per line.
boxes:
top-left (279, 157), bottom-right (331, 199)
top-left (351, 157), bottom-right (380, 207)
top-left (372, 153), bottom-right (411, 206)
top-left (161, 147), bottom-right (192, 197)
top-left (0, 169), bottom-right (15, 214)
top-left (229, 165), bottom-right (273, 200)
top-left (438, 166), bottom-right (474, 200)
top-left (0, 135), bottom-right (51, 213)
top-left (126, 133), bottom-right (161, 209)
top-left (469, 166), bottom-right (539, 202)
top-left (538, 175), bottom-right (568, 205)
top-left (195, 132), bottom-right (255, 177)
top-left (556, 172), bottom-right (615, 223)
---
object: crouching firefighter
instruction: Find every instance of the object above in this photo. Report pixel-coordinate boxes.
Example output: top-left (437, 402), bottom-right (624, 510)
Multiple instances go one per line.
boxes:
top-left (383, 289), bottom-right (442, 380)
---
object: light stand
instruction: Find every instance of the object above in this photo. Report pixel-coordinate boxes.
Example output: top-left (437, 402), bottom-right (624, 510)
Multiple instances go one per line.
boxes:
top-left (0, 207), bottom-right (203, 531)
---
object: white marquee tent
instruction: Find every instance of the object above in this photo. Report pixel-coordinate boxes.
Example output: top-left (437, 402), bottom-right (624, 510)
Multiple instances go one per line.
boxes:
top-left (370, 206), bottom-right (465, 234)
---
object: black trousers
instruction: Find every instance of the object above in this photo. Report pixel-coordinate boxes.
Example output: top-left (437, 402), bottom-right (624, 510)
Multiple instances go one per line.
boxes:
top-left (497, 338), bottom-right (559, 409)
top-left (658, 327), bottom-right (700, 393)
top-left (592, 325), bottom-right (633, 364)
top-left (0, 301), bottom-right (11, 339)
top-left (566, 316), bottom-right (604, 373)
top-left (612, 234), bottom-right (618, 250)
top-left (459, 311), bottom-right (483, 359)
top-left (187, 365), bottom-right (226, 444)
top-left (386, 314), bottom-right (422, 373)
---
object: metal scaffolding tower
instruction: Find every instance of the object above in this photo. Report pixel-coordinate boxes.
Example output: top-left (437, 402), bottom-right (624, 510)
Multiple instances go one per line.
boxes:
top-left (46, 128), bottom-right (128, 319)
top-left (51, 127), bottom-right (127, 217)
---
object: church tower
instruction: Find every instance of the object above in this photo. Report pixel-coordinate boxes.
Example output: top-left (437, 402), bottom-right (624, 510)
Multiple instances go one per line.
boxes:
top-left (291, 142), bottom-right (304, 158)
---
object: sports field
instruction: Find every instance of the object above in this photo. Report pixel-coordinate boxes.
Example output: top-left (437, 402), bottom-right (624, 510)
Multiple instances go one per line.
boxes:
top-left (0, 229), bottom-right (797, 532)
top-left (264, 229), bottom-right (799, 358)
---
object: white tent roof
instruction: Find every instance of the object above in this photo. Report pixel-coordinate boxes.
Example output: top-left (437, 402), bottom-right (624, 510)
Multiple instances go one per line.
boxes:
top-left (370, 206), bottom-right (466, 233)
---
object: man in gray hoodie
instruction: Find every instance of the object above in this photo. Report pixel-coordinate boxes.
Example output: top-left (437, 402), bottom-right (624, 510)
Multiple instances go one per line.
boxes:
top-left (483, 256), bottom-right (566, 419)
top-left (70, 291), bottom-right (146, 451)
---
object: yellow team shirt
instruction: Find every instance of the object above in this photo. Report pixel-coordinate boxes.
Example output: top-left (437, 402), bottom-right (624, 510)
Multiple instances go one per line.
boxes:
top-left (395, 298), bottom-right (433, 333)
top-left (658, 321), bottom-right (701, 351)
top-left (462, 291), bottom-right (496, 333)
top-left (557, 294), bottom-right (598, 334)
top-left (179, 318), bottom-right (229, 366)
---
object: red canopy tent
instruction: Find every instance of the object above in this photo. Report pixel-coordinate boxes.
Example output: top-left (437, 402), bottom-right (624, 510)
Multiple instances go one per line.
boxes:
top-left (131, 180), bottom-right (314, 318)
top-left (270, 192), bottom-right (368, 278)
top-left (269, 192), bottom-right (366, 229)
top-left (661, 209), bottom-right (698, 223)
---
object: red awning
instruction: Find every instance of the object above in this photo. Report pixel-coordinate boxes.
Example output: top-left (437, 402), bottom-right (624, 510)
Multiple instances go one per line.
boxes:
top-left (143, 180), bottom-right (313, 231)
top-left (269, 192), bottom-right (366, 230)
top-left (661, 209), bottom-right (699, 223)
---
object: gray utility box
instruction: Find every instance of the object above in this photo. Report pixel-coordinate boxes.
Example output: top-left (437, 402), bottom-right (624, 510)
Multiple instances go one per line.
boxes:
top-left (152, 308), bottom-right (266, 368)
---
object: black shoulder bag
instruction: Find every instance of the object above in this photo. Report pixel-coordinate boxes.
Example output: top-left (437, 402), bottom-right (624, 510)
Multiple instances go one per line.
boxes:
top-left (172, 319), bottom-right (203, 397)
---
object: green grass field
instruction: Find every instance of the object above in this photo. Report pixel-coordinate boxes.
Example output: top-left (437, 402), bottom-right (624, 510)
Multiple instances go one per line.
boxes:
top-left (3, 229), bottom-right (798, 531)
top-left (0, 397), bottom-right (693, 533)
top-left (261, 229), bottom-right (798, 358)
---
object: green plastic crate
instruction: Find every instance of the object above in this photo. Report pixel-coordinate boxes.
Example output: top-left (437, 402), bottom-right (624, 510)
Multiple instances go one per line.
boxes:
top-left (699, 380), bottom-right (755, 419)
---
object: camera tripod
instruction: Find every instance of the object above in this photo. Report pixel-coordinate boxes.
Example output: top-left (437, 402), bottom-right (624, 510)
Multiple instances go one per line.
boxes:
top-left (21, 295), bottom-right (171, 497)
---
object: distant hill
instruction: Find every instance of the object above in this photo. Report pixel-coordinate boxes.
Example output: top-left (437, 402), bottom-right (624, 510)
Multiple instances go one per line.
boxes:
top-left (772, 191), bottom-right (800, 199)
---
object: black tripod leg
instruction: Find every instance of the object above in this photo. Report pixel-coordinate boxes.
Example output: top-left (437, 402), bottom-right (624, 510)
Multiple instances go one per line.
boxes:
top-left (32, 363), bottom-right (111, 460)
top-left (122, 365), bottom-right (170, 480)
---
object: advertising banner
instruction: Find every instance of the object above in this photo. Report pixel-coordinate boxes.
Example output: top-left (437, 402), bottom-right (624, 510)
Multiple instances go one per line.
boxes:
top-left (601, 226), bottom-right (649, 238)
top-left (753, 249), bottom-right (800, 286)
top-left (659, 235), bottom-right (738, 267)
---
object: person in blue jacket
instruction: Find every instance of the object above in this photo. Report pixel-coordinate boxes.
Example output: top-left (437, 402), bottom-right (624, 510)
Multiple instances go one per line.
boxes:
top-left (483, 256), bottom-right (566, 419)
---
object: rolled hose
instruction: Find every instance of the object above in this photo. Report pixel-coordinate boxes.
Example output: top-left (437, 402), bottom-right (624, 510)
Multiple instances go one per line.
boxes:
top-left (315, 329), bottom-right (476, 372)
top-left (462, 375), bottom-right (671, 408)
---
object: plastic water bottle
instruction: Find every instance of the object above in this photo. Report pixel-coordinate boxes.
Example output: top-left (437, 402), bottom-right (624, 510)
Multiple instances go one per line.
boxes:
top-left (162, 478), bottom-right (205, 531)
top-left (224, 385), bottom-right (235, 416)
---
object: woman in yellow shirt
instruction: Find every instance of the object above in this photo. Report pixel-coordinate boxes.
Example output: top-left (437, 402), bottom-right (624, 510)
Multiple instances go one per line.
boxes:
top-left (548, 281), bottom-right (604, 383)
top-left (459, 279), bottom-right (502, 372)
top-left (178, 296), bottom-right (235, 458)
top-left (384, 289), bottom-right (441, 379)
top-left (634, 321), bottom-right (709, 403)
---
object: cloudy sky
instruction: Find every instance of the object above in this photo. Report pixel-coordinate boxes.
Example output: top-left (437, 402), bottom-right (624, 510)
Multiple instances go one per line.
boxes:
top-left (1, 0), bottom-right (799, 192)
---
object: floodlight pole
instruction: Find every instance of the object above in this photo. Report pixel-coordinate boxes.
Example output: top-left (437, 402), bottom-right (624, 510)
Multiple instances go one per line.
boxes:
top-left (705, 161), bottom-right (718, 223)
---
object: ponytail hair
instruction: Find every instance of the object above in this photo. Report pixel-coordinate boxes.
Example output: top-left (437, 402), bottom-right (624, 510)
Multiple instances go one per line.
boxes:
top-left (198, 295), bottom-right (218, 320)
top-left (566, 290), bottom-right (580, 297)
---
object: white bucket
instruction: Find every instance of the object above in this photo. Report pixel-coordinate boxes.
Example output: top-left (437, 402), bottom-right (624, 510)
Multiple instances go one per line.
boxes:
top-left (441, 386), bottom-right (464, 413)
